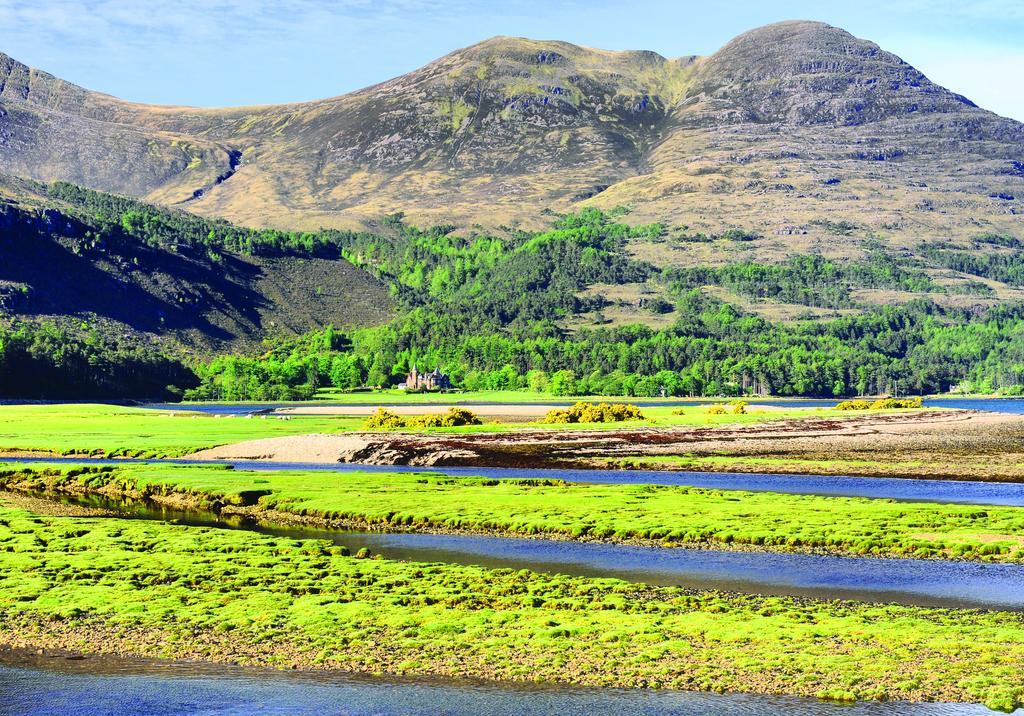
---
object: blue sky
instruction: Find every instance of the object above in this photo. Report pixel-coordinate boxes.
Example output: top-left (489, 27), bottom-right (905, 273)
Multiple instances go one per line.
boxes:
top-left (1, 0), bottom-right (1022, 120)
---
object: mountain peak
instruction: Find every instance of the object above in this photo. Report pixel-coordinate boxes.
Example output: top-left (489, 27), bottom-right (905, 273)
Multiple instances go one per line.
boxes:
top-left (688, 19), bottom-right (977, 124)
top-left (0, 22), bottom-right (1020, 245)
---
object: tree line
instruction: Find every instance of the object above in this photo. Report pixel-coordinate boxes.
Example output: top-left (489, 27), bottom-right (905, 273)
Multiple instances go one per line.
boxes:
top-left (183, 295), bottom-right (1024, 400)
top-left (0, 320), bottom-right (195, 400)
top-left (8, 185), bottom-right (1024, 400)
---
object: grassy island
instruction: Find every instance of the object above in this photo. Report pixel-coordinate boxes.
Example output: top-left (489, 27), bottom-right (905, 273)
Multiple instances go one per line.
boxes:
top-left (2, 463), bottom-right (1023, 562)
top-left (0, 499), bottom-right (1022, 711)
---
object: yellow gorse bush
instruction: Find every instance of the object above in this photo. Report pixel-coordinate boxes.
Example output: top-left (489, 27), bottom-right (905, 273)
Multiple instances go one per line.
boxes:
top-left (363, 407), bottom-right (482, 430)
top-left (695, 401), bottom-right (746, 416)
top-left (835, 397), bottom-right (923, 411)
top-left (542, 402), bottom-right (645, 424)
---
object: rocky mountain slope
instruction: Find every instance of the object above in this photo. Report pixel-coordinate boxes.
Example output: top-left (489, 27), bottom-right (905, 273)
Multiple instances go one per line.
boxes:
top-left (1, 21), bottom-right (1021, 268)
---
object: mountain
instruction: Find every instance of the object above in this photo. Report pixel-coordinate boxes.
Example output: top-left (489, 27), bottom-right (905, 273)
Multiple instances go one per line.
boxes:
top-left (1, 20), bottom-right (1021, 269)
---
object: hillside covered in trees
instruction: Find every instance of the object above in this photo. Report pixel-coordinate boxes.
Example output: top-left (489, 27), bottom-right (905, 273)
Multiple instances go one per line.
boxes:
top-left (2, 179), bottom-right (1023, 400)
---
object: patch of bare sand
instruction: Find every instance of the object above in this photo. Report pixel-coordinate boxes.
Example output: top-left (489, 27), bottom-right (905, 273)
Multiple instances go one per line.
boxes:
top-left (181, 411), bottom-right (1024, 479)
top-left (187, 434), bottom-right (372, 462)
top-left (186, 433), bottom-right (479, 466)
top-left (0, 491), bottom-right (116, 517)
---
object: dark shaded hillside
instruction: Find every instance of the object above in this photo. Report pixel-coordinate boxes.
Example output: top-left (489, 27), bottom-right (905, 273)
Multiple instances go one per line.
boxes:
top-left (0, 319), bottom-right (197, 400)
top-left (0, 180), bottom-right (395, 350)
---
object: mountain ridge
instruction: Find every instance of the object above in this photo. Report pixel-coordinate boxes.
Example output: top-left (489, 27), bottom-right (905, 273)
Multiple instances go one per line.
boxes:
top-left (0, 21), bottom-right (1021, 262)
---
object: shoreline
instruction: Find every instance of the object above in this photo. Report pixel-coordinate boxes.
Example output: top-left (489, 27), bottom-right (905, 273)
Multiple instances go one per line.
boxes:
top-left (7, 407), bottom-right (1024, 483)
top-left (179, 410), bottom-right (1024, 482)
top-left (7, 446), bottom-right (1024, 483)
top-left (0, 615), bottom-right (982, 707)
top-left (0, 639), bottom-right (997, 712)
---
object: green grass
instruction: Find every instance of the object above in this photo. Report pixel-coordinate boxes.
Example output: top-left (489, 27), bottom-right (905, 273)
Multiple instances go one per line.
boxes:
top-left (0, 403), bottom-right (851, 456)
top-left (308, 389), bottom-right (559, 403)
top-left (306, 389), bottom-right (821, 405)
top-left (610, 456), bottom-right (901, 473)
top-left (0, 499), bottom-right (1022, 709)
top-left (0, 404), bottom-right (362, 457)
top-left (606, 455), bottom-right (914, 474)
top-left (601, 453), bottom-right (1024, 480)
top-left (5, 463), bottom-right (1023, 562)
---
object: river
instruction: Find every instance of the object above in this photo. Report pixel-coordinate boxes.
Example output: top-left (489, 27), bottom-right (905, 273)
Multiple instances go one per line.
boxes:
top-left (143, 397), bottom-right (1024, 415)
top-left (28, 490), bottom-right (1024, 611)
top-left (8, 456), bottom-right (1024, 506)
top-left (0, 656), bottom-right (1013, 716)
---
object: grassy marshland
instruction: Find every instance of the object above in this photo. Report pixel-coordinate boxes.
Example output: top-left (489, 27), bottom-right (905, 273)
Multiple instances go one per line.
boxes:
top-left (3, 463), bottom-right (1023, 562)
top-left (0, 500), bottom-right (1021, 710)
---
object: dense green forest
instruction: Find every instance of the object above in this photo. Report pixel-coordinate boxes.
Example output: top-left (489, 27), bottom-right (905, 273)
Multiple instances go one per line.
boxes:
top-left (666, 254), bottom-right (945, 309)
top-left (43, 182), bottom-right (344, 259)
top-left (180, 209), bottom-right (1024, 401)
top-left (5, 183), bottom-right (1024, 400)
top-left (184, 297), bottom-right (1024, 401)
top-left (0, 320), bottom-right (194, 400)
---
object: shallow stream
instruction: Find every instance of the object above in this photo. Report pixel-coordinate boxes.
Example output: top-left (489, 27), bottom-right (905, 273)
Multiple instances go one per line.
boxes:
top-left (27, 490), bottom-right (1024, 611)
top-left (0, 655), bottom-right (1015, 716)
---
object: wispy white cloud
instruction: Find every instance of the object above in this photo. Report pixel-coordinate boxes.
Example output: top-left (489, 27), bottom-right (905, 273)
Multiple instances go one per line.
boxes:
top-left (0, 0), bottom-right (466, 52)
top-left (0, 0), bottom-right (571, 104)
top-left (0, 0), bottom-right (491, 102)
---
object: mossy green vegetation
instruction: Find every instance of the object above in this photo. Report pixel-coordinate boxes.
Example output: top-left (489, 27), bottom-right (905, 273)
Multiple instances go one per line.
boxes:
top-left (0, 404), bottom-right (361, 457)
top-left (600, 453), bottom-right (1024, 481)
top-left (4, 463), bottom-right (1023, 562)
top-left (0, 500), bottom-right (1021, 710)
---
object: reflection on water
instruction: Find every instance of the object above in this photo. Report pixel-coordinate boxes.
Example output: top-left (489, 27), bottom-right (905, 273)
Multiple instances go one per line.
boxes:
top-left (27, 491), bottom-right (1024, 611)
top-left (283, 530), bottom-right (1024, 611)
top-left (0, 656), bottom-right (1012, 716)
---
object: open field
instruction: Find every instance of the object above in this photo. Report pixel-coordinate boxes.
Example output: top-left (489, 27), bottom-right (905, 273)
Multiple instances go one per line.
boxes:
top-left (0, 498), bottom-right (1022, 710)
top-left (0, 404), bottom-right (363, 458)
top-left (0, 403), bottom-right (853, 458)
top-left (3, 463), bottom-right (1023, 563)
